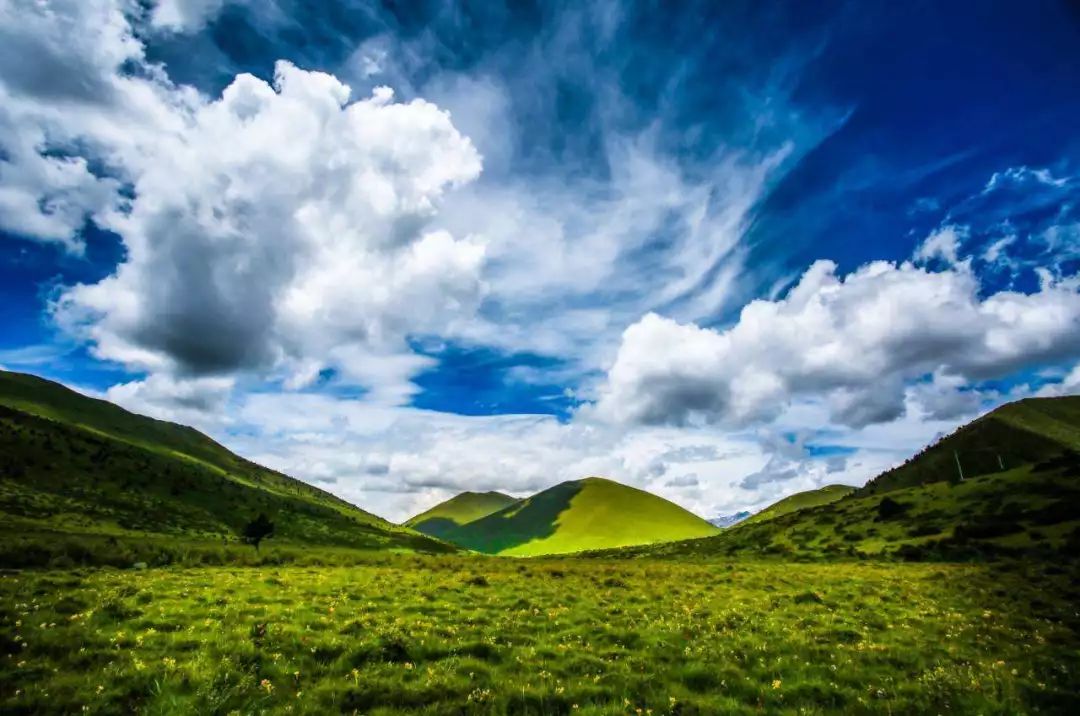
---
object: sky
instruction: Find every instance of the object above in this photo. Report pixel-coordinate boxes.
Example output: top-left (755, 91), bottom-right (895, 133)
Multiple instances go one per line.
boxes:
top-left (1, 0), bottom-right (1079, 522)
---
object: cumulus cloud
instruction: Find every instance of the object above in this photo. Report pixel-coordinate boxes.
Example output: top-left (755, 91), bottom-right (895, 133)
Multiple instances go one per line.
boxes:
top-left (210, 390), bottom-right (788, 520)
top-left (49, 61), bottom-right (482, 392)
top-left (906, 371), bottom-right (989, 421)
top-left (592, 259), bottom-right (1080, 429)
top-left (3, 2), bottom-right (484, 399)
top-left (105, 373), bottom-right (235, 430)
top-left (0, 0), bottom-right (145, 249)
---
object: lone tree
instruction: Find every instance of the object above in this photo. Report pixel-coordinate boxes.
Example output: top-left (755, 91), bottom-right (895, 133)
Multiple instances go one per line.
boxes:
top-left (243, 513), bottom-right (275, 551)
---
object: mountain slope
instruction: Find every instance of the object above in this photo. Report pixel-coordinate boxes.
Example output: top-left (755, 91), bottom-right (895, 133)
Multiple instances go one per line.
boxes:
top-left (404, 491), bottom-right (518, 538)
top-left (743, 485), bottom-right (854, 525)
top-left (599, 397), bottom-right (1080, 561)
top-left (0, 371), bottom-right (381, 522)
top-left (445, 476), bottom-right (720, 556)
top-left (859, 397), bottom-right (1080, 496)
top-left (0, 370), bottom-right (452, 558)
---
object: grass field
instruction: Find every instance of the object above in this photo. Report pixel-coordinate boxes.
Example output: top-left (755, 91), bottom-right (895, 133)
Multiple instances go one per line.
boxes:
top-left (2, 557), bottom-right (1078, 715)
top-left (3, 373), bottom-right (1080, 713)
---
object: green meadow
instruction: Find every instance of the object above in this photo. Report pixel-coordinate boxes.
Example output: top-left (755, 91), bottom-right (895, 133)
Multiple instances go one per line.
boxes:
top-left (3, 558), bottom-right (1078, 715)
top-left (3, 373), bottom-right (1080, 713)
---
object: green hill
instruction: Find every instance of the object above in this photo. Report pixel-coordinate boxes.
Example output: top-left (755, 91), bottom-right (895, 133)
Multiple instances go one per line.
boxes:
top-left (444, 476), bottom-right (720, 556)
top-left (0, 370), bottom-right (453, 564)
top-left (859, 396), bottom-right (1080, 496)
top-left (404, 491), bottom-right (519, 538)
top-left (743, 484), bottom-right (854, 525)
top-left (597, 397), bottom-right (1080, 562)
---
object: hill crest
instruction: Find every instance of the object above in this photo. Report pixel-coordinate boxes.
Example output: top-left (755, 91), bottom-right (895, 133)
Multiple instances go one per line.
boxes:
top-left (444, 475), bottom-right (719, 556)
top-left (0, 369), bottom-right (451, 557)
top-left (404, 490), bottom-right (519, 539)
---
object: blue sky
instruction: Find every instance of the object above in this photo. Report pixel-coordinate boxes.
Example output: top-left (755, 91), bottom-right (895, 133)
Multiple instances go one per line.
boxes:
top-left (1, 0), bottom-right (1079, 520)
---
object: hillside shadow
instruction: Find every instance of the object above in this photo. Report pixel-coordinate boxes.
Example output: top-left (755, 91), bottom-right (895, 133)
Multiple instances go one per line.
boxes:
top-left (410, 517), bottom-right (462, 540)
top-left (449, 480), bottom-right (584, 554)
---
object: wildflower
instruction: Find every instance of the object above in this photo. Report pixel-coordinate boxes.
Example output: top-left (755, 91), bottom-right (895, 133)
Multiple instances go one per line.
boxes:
top-left (772, 679), bottom-right (782, 689)
top-left (261, 679), bottom-right (273, 694)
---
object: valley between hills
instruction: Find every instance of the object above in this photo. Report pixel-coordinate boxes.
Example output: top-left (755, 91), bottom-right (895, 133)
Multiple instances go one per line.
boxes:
top-left (1, 368), bottom-right (1078, 713)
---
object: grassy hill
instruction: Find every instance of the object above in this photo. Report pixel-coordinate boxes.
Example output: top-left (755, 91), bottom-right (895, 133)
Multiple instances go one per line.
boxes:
top-left (444, 476), bottom-right (720, 556)
top-left (0, 370), bottom-right (453, 565)
top-left (743, 484), bottom-right (854, 525)
top-left (598, 397), bottom-right (1080, 562)
top-left (859, 396), bottom-right (1080, 496)
top-left (404, 491), bottom-right (518, 539)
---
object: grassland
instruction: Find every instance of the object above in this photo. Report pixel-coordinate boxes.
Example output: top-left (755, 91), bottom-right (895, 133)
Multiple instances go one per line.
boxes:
top-left (2, 557), bottom-right (1078, 715)
top-left (742, 485), bottom-right (854, 525)
top-left (447, 477), bottom-right (719, 556)
top-left (3, 375), bottom-right (1080, 713)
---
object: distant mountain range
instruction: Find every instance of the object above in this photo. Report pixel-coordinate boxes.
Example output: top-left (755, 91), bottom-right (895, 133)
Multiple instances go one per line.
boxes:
top-left (708, 511), bottom-right (751, 528)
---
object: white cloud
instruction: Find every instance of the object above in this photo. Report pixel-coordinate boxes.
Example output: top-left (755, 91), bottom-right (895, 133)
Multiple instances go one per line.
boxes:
top-left (9, 3), bottom-right (1080, 526)
top-left (591, 259), bottom-right (1080, 429)
top-left (915, 225), bottom-right (966, 266)
top-left (1036, 362), bottom-right (1080, 398)
top-left (0, 0), bottom-right (139, 249)
top-left (150, 0), bottom-right (227, 32)
top-left (0, 0), bottom-right (486, 401)
top-left (50, 62), bottom-right (483, 395)
top-left (211, 390), bottom-right (795, 521)
top-left (105, 373), bottom-right (235, 431)
top-left (984, 165), bottom-right (1068, 193)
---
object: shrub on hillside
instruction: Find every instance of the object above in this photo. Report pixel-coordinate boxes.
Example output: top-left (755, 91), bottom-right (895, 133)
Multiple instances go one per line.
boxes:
top-left (954, 520), bottom-right (1024, 540)
top-left (876, 497), bottom-right (909, 521)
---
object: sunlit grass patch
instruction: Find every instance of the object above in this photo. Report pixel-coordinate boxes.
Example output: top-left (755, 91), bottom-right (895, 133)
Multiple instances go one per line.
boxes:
top-left (1, 558), bottom-right (1078, 714)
